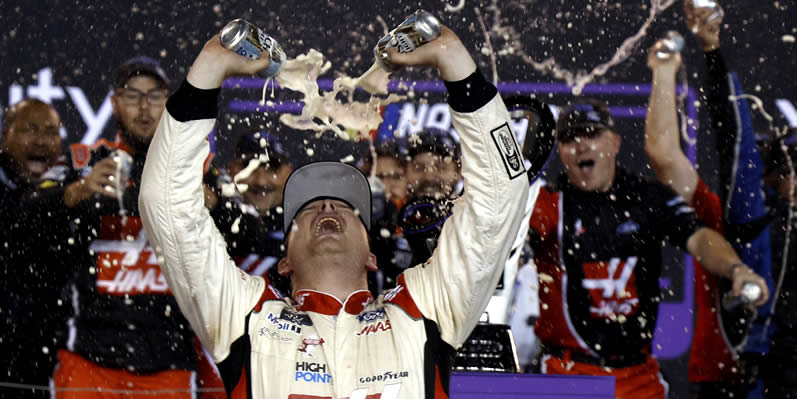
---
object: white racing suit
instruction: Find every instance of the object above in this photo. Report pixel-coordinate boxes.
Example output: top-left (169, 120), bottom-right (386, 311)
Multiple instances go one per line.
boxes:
top-left (139, 70), bottom-right (532, 399)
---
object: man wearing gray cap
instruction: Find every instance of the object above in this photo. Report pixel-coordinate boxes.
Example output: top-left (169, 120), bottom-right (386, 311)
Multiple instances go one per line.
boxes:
top-left (139, 23), bottom-right (530, 399)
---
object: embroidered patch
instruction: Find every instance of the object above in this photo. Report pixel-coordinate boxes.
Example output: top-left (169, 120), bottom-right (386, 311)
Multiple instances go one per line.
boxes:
top-left (490, 122), bottom-right (526, 179)
top-left (280, 309), bottom-right (313, 326)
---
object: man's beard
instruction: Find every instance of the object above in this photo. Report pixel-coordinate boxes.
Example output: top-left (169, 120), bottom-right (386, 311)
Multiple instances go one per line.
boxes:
top-left (118, 121), bottom-right (151, 154)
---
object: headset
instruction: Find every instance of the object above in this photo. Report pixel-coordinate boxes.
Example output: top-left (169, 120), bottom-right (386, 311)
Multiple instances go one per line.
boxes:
top-left (503, 95), bottom-right (557, 183)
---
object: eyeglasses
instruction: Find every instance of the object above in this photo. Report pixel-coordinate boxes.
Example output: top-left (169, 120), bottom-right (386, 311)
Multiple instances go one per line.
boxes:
top-left (376, 171), bottom-right (404, 181)
top-left (116, 88), bottom-right (168, 106)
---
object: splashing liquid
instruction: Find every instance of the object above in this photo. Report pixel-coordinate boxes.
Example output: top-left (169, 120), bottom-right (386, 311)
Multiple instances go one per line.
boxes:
top-left (260, 50), bottom-right (405, 141)
top-left (727, 93), bottom-right (794, 342)
top-left (479, 0), bottom-right (678, 95)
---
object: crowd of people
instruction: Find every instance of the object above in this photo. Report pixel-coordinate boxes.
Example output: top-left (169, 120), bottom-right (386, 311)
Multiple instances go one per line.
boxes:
top-left (0, 5), bottom-right (794, 399)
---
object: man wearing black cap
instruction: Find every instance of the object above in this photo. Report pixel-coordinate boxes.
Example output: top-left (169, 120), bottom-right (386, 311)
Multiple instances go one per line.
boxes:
top-left (20, 57), bottom-right (204, 398)
top-left (209, 131), bottom-right (293, 273)
top-left (139, 22), bottom-right (530, 399)
top-left (529, 98), bottom-right (768, 397)
top-left (406, 127), bottom-right (462, 200)
top-left (371, 129), bottom-right (463, 290)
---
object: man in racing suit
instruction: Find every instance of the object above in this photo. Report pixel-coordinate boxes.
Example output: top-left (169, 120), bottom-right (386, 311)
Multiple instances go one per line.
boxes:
top-left (138, 23), bottom-right (531, 399)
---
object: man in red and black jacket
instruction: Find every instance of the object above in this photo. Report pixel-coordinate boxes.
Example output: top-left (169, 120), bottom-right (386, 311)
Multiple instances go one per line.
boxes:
top-left (26, 57), bottom-right (207, 398)
top-left (530, 99), bottom-right (769, 399)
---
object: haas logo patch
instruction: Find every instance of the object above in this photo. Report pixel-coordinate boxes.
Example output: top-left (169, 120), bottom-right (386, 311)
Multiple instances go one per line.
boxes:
top-left (490, 122), bottom-right (525, 179)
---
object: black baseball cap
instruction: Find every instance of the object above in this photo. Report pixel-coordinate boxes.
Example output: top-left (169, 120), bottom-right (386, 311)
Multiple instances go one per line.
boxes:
top-left (114, 56), bottom-right (170, 90)
top-left (556, 99), bottom-right (615, 143)
top-left (282, 162), bottom-right (372, 234)
top-left (375, 138), bottom-right (409, 159)
top-left (408, 128), bottom-right (461, 160)
top-left (233, 131), bottom-right (289, 169)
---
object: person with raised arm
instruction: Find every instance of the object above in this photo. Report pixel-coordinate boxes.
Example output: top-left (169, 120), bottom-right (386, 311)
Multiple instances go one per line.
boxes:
top-left (646, 5), bottom-right (775, 397)
top-left (139, 17), bottom-right (531, 398)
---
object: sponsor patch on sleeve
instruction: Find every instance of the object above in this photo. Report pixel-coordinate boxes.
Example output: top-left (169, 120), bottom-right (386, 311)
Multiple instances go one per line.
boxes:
top-left (489, 122), bottom-right (526, 180)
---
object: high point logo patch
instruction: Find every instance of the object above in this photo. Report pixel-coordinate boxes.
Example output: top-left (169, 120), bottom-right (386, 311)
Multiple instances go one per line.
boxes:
top-left (295, 361), bottom-right (332, 384)
top-left (490, 122), bottom-right (525, 180)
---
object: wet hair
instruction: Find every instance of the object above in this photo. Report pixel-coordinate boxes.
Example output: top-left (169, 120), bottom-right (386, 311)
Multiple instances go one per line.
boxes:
top-left (232, 131), bottom-right (290, 169)
top-left (408, 128), bottom-right (461, 161)
top-left (375, 139), bottom-right (408, 166)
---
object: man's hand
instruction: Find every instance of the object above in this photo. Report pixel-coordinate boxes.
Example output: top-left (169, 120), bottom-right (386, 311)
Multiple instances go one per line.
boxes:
top-left (731, 264), bottom-right (770, 307)
top-left (64, 157), bottom-right (119, 207)
top-left (647, 40), bottom-right (682, 76)
top-left (186, 32), bottom-right (273, 89)
top-left (685, 2), bottom-right (722, 51)
top-left (203, 184), bottom-right (219, 210)
top-left (384, 25), bottom-right (476, 82)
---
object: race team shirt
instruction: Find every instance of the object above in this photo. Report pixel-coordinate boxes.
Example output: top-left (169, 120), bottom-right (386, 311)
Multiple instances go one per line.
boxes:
top-left (531, 169), bottom-right (702, 359)
top-left (30, 139), bottom-right (197, 372)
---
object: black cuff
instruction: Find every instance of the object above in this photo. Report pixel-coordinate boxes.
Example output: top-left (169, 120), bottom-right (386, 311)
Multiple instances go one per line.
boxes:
top-left (166, 79), bottom-right (221, 122)
top-left (443, 69), bottom-right (498, 113)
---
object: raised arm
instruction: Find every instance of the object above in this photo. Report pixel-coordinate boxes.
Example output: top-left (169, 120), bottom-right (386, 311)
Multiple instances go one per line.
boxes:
top-left (388, 26), bottom-right (532, 348)
top-left (697, 14), bottom-right (770, 241)
top-left (644, 42), bottom-right (699, 202)
top-left (138, 32), bottom-right (273, 362)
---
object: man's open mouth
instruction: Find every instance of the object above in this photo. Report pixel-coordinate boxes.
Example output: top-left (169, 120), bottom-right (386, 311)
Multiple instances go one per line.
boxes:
top-left (248, 185), bottom-right (273, 196)
top-left (136, 118), bottom-right (153, 127)
top-left (577, 159), bottom-right (595, 170)
top-left (315, 217), bottom-right (342, 235)
top-left (25, 155), bottom-right (50, 175)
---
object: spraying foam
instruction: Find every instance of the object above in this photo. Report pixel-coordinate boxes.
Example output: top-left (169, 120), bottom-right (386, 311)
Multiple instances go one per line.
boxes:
top-left (264, 50), bottom-right (405, 140)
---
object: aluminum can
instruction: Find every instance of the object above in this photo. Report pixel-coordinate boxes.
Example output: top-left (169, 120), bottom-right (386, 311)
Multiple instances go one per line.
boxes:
top-left (656, 31), bottom-right (685, 60)
top-left (722, 281), bottom-right (763, 311)
top-left (220, 19), bottom-right (286, 78)
top-left (111, 149), bottom-right (133, 190)
top-left (374, 9), bottom-right (441, 72)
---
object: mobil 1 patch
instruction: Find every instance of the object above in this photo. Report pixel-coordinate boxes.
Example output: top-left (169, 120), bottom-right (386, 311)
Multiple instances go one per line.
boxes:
top-left (490, 122), bottom-right (526, 179)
